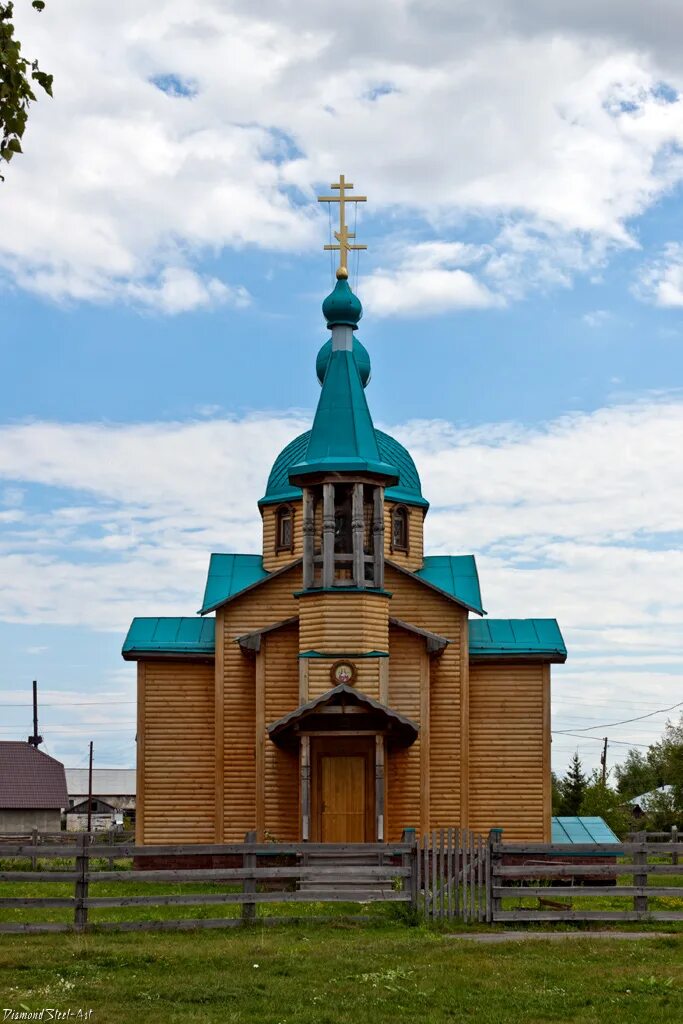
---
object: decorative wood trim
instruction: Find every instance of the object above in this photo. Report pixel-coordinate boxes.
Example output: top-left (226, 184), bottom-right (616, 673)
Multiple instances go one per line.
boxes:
top-left (255, 645), bottom-right (266, 840)
top-left (389, 504), bottom-right (410, 554)
top-left (274, 503), bottom-right (295, 554)
top-left (352, 482), bottom-right (365, 587)
top-left (460, 613), bottom-right (470, 829)
top-left (214, 610), bottom-right (225, 842)
top-left (298, 657), bottom-right (309, 705)
top-left (373, 487), bottom-right (385, 588)
top-left (542, 663), bottom-right (552, 842)
top-left (376, 735), bottom-right (385, 841)
top-left (302, 488), bottom-right (315, 589)
top-left (419, 650), bottom-right (430, 838)
top-left (378, 657), bottom-right (389, 705)
top-left (135, 661), bottom-right (146, 846)
top-left (300, 736), bottom-right (311, 841)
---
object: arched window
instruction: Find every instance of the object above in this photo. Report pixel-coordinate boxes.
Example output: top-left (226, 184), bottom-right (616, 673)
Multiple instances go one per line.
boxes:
top-left (275, 504), bottom-right (294, 553)
top-left (391, 505), bottom-right (409, 553)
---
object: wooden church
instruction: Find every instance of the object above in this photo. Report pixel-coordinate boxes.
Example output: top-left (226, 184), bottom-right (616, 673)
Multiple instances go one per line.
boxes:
top-left (123, 177), bottom-right (566, 847)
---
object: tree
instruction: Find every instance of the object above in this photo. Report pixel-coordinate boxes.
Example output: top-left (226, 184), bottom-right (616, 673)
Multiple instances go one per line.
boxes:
top-left (613, 748), bottom-right (660, 800)
top-left (551, 772), bottom-right (563, 815)
top-left (580, 771), bottom-right (633, 838)
top-left (557, 753), bottom-right (587, 816)
top-left (0, 1), bottom-right (52, 176)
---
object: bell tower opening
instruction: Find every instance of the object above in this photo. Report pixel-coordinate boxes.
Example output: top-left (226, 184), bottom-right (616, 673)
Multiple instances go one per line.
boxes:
top-left (302, 481), bottom-right (384, 590)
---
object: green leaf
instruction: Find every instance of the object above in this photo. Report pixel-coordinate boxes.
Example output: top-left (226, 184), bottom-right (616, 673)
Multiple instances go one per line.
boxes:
top-left (32, 0), bottom-right (46, 10)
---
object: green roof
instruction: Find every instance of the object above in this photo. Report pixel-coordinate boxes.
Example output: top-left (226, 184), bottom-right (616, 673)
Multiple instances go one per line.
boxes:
top-left (469, 618), bottom-right (566, 661)
top-left (200, 553), bottom-right (269, 614)
top-left (552, 817), bottom-right (620, 845)
top-left (288, 348), bottom-right (398, 483)
top-left (414, 555), bottom-right (484, 615)
top-left (260, 428), bottom-right (429, 508)
top-left (123, 617), bottom-right (215, 658)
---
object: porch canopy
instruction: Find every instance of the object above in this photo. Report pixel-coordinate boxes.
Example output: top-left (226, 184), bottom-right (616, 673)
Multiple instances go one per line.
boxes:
top-left (267, 683), bottom-right (418, 750)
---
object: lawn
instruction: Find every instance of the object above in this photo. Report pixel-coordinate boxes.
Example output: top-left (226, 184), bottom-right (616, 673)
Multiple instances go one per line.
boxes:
top-left (0, 923), bottom-right (681, 1024)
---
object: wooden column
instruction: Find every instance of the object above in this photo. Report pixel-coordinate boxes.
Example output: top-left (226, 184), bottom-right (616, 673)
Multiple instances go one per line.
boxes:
top-left (298, 657), bottom-right (309, 704)
top-left (373, 487), bottom-right (385, 588)
top-left (302, 487), bottom-right (315, 589)
top-left (420, 650), bottom-right (430, 838)
top-left (459, 613), bottom-right (469, 829)
top-left (255, 647), bottom-right (266, 839)
top-left (542, 663), bottom-right (552, 842)
top-left (214, 610), bottom-right (225, 842)
top-left (375, 735), bottom-right (385, 841)
top-left (300, 736), bottom-right (311, 841)
top-left (378, 658), bottom-right (389, 705)
top-left (322, 483), bottom-right (335, 588)
top-left (135, 662), bottom-right (146, 846)
top-left (352, 482), bottom-right (365, 587)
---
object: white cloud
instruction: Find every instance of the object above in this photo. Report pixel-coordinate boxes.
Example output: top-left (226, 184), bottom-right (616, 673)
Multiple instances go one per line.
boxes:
top-left (3, 2), bottom-right (683, 310)
top-left (635, 242), bottom-right (683, 307)
top-left (582, 308), bottom-right (613, 327)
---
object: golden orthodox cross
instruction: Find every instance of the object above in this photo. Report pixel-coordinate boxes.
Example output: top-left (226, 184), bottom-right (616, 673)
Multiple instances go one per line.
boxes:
top-left (318, 174), bottom-right (367, 279)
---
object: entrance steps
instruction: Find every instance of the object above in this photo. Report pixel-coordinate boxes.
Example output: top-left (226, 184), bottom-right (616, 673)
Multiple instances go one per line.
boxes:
top-left (295, 850), bottom-right (398, 898)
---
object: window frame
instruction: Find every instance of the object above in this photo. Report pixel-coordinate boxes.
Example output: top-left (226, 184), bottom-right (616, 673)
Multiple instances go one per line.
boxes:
top-left (390, 504), bottom-right (409, 554)
top-left (275, 503), bottom-right (295, 554)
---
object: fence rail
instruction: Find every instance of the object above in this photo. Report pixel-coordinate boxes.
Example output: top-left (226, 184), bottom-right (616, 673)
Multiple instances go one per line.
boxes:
top-left (0, 833), bottom-right (417, 934)
top-left (489, 836), bottom-right (683, 923)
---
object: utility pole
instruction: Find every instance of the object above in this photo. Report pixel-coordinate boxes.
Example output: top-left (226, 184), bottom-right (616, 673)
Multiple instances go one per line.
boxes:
top-left (87, 741), bottom-right (94, 833)
top-left (600, 737), bottom-right (608, 786)
top-left (27, 680), bottom-right (43, 748)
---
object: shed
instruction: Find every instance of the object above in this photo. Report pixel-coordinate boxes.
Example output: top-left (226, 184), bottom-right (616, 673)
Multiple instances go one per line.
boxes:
top-left (65, 797), bottom-right (120, 832)
top-left (65, 768), bottom-right (136, 813)
top-left (0, 742), bottom-right (68, 834)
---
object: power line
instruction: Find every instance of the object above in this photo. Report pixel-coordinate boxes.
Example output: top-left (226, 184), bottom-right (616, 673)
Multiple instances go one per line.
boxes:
top-left (554, 700), bottom-right (683, 734)
top-left (553, 731), bottom-right (651, 748)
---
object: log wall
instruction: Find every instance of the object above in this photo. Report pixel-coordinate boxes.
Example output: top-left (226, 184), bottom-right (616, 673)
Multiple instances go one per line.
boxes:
top-left (298, 592), bottom-right (389, 654)
top-left (261, 501), bottom-right (303, 572)
top-left (220, 565), bottom-right (301, 841)
top-left (306, 656), bottom-right (382, 701)
top-left (137, 660), bottom-right (214, 845)
top-left (384, 501), bottom-right (425, 571)
top-left (262, 623), bottom-right (299, 841)
top-left (468, 661), bottom-right (549, 841)
top-left (384, 564), bottom-right (467, 830)
top-left (386, 625), bottom-right (424, 840)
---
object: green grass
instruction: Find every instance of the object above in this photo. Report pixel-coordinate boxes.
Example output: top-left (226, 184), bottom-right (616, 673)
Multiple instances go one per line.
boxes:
top-left (0, 923), bottom-right (681, 1023)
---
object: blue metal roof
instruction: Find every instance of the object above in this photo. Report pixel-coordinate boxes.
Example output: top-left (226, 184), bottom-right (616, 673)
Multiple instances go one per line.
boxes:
top-left (200, 553), bottom-right (270, 614)
top-left (414, 555), bottom-right (484, 615)
top-left (123, 616), bottom-right (215, 657)
top-left (469, 618), bottom-right (566, 661)
top-left (552, 816), bottom-right (620, 845)
top-left (259, 429), bottom-right (429, 509)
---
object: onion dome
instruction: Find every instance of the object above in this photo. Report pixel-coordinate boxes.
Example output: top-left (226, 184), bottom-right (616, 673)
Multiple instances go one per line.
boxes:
top-left (316, 337), bottom-right (371, 387)
top-left (259, 429), bottom-right (429, 509)
top-left (322, 276), bottom-right (363, 329)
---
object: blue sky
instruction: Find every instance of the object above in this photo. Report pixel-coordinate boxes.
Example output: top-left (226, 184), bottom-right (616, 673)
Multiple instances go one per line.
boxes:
top-left (1, 0), bottom-right (682, 779)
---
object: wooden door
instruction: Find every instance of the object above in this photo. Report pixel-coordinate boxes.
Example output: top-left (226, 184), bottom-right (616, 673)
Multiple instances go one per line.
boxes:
top-left (311, 738), bottom-right (375, 842)
top-left (320, 755), bottom-right (366, 842)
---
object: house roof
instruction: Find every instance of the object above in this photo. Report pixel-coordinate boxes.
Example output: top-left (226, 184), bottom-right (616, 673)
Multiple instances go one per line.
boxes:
top-left (0, 742), bottom-right (68, 810)
top-left (123, 616), bottom-right (216, 659)
top-left (66, 797), bottom-right (117, 814)
top-left (469, 618), bottom-right (566, 662)
top-left (551, 816), bottom-right (620, 844)
top-left (65, 768), bottom-right (136, 796)
top-left (387, 555), bottom-right (484, 615)
top-left (199, 553), bottom-right (280, 614)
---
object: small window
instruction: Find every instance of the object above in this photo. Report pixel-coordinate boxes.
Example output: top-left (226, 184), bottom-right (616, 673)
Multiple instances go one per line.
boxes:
top-left (391, 505), bottom-right (409, 553)
top-left (276, 505), bottom-right (294, 553)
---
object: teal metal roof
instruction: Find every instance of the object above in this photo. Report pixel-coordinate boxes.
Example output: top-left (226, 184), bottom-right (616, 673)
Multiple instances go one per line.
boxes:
top-left (317, 337), bottom-right (371, 387)
top-left (123, 617), bottom-right (215, 658)
top-left (260, 428), bottom-right (428, 508)
top-left (415, 555), bottom-right (484, 615)
top-left (552, 817), bottom-right (620, 845)
top-left (200, 553), bottom-right (269, 614)
top-left (322, 276), bottom-right (363, 329)
top-left (469, 618), bottom-right (566, 661)
top-left (288, 348), bottom-right (398, 483)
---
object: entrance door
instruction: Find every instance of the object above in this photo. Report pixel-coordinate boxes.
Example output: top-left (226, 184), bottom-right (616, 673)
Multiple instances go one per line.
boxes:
top-left (321, 755), bottom-right (366, 842)
top-left (311, 738), bottom-right (375, 842)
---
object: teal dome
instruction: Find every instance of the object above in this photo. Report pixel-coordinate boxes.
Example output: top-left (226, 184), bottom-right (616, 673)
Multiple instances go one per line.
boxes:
top-left (259, 429), bottom-right (429, 509)
top-left (322, 277), bottom-right (362, 328)
top-left (316, 338), bottom-right (371, 387)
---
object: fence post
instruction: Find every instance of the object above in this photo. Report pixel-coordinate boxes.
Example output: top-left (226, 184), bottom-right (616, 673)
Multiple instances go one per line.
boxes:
top-left (672, 826), bottom-right (679, 867)
top-left (73, 833), bottom-right (89, 933)
top-left (242, 830), bottom-right (257, 925)
top-left (30, 828), bottom-right (38, 871)
top-left (488, 828), bottom-right (503, 923)
top-left (402, 828), bottom-right (418, 915)
top-left (633, 829), bottom-right (648, 917)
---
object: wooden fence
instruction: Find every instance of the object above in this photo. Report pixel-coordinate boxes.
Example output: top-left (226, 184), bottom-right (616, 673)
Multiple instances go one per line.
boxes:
top-left (418, 829), bottom-right (488, 922)
top-left (0, 829), bottom-right (134, 869)
top-left (489, 837), bottom-right (683, 923)
top-left (0, 833), bottom-right (416, 934)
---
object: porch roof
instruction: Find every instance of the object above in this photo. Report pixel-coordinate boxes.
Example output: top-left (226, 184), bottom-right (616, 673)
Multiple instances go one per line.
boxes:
top-left (267, 683), bottom-right (418, 748)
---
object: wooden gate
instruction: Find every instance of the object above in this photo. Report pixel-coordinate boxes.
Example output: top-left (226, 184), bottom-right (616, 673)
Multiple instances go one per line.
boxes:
top-left (419, 829), bottom-right (488, 922)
